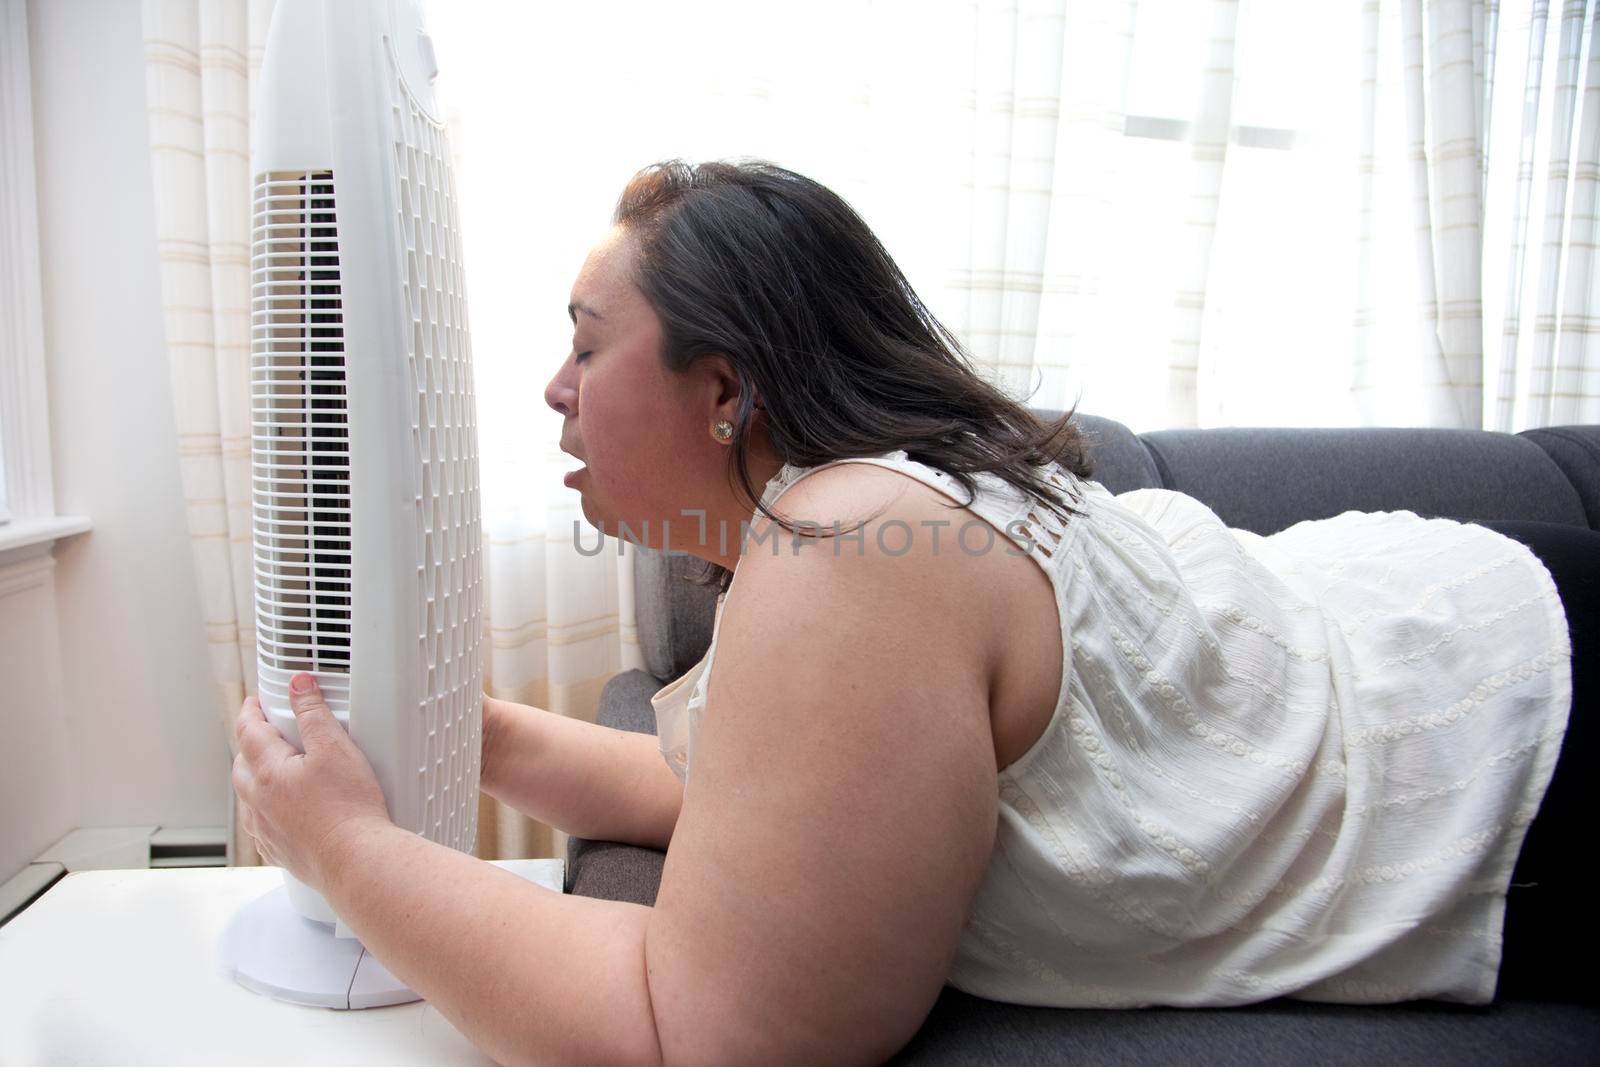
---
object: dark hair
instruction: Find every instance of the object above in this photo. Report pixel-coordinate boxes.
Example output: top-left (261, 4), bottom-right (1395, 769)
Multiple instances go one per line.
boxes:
top-left (613, 158), bottom-right (1093, 593)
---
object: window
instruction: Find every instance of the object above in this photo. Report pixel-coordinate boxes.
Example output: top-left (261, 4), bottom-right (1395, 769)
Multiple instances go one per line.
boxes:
top-left (0, 0), bottom-right (88, 561)
top-left (0, 430), bottom-right (10, 526)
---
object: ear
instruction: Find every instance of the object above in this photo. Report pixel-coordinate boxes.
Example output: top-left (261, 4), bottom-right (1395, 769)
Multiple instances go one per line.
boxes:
top-left (695, 354), bottom-right (750, 426)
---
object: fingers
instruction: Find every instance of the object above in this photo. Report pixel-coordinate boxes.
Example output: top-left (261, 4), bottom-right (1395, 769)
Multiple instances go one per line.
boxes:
top-left (237, 714), bottom-right (293, 768)
top-left (235, 695), bottom-right (264, 747)
top-left (249, 828), bottom-right (276, 867)
top-left (235, 790), bottom-right (279, 867)
top-left (232, 753), bottom-right (269, 839)
top-left (234, 694), bottom-right (293, 770)
top-left (287, 672), bottom-right (347, 755)
top-left (236, 792), bottom-right (263, 857)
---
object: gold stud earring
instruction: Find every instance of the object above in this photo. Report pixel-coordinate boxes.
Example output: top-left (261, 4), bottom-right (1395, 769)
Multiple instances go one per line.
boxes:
top-left (712, 420), bottom-right (734, 443)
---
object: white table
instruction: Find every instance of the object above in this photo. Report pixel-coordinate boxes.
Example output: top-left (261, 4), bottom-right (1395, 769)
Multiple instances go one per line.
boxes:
top-left (0, 860), bottom-right (564, 1066)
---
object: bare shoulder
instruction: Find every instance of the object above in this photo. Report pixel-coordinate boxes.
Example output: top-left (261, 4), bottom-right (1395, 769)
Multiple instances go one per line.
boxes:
top-left (758, 459), bottom-right (1066, 774)
top-left (729, 458), bottom-right (1012, 764)
top-left (748, 459), bottom-right (1018, 646)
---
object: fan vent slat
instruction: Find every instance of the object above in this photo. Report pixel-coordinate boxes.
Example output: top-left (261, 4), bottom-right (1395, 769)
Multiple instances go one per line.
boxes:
top-left (249, 170), bottom-right (353, 675)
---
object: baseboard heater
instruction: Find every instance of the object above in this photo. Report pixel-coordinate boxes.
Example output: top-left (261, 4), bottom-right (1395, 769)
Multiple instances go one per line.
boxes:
top-left (0, 826), bottom-right (229, 928)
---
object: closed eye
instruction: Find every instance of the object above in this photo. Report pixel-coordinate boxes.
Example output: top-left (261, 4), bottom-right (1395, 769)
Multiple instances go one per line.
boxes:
top-left (574, 350), bottom-right (592, 364)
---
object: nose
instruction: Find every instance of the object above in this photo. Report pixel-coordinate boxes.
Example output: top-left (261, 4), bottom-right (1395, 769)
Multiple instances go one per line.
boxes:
top-left (544, 357), bottom-right (577, 418)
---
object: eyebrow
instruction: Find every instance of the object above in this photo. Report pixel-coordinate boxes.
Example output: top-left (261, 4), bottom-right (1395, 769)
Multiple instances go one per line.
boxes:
top-left (567, 300), bottom-right (604, 324)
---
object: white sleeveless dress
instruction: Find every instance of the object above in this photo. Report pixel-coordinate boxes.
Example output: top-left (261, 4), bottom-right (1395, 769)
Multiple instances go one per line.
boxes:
top-left (650, 449), bottom-right (1572, 1007)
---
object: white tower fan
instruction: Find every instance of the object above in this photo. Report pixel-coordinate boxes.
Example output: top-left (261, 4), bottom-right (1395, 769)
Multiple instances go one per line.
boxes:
top-left (218, 0), bottom-right (486, 1009)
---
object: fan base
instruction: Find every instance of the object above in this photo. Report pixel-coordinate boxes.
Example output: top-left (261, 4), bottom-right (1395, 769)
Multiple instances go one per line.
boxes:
top-left (218, 884), bottom-right (419, 1009)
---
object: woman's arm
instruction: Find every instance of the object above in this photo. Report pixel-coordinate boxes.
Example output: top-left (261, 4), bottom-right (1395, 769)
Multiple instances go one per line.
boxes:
top-left (322, 820), bottom-right (663, 1067)
top-left (482, 696), bottom-right (683, 850)
top-left (233, 686), bottom-right (667, 1066)
top-left (310, 467), bottom-right (999, 1066)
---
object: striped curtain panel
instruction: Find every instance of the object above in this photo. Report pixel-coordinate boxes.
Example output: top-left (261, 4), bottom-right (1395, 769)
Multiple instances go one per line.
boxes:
top-left (1168, 0), bottom-right (1242, 427)
top-left (943, 0), bottom-right (1146, 419)
top-left (1355, 0), bottom-right (1599, 430)
top-left (945, 0), bottom-right (1598, 431)
top-left (1353, 0), bottom-right (1493, 428)
top-left (940, 0), bottom-right (1292, 430)
top-left (1488, 0), bottom-right (1600, 428)
top-left (140, 0), bottom-right (270, 868)
top-left (140, 0), bottom-right (625, 866)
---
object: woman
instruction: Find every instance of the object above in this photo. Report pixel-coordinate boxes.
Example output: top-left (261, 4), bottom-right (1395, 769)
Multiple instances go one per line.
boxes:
top-left (232, 159), bottom-right (1588, 1066)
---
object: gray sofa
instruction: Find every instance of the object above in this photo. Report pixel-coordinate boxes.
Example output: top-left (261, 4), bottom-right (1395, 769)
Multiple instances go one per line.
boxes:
top-left (567, 410), bottom-right (1600, 1064)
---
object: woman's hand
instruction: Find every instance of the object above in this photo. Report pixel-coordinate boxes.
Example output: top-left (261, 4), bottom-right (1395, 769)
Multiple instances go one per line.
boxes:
top-left (232, 672), bottom-right (393, 892)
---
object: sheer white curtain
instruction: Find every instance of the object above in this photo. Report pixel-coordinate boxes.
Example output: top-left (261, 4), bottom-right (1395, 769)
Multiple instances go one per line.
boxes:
top-left (1353, 0), bottom-right (1491, 429)
top-left (141, 0), bottom-right (273, 867)
top-left (1354, 0), bottom-right (1599, 430)
top-left (1482, 0), bottom-right (1600, 429)
top-left (427, 1), bottom-right (1597, 433)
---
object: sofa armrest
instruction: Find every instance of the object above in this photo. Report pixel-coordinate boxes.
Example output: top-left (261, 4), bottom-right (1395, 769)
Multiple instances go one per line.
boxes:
top-left (1034, 409), bottom-right (1163, 494)
top-left (567, 839), bottom-right (666, 905)
top-left (634, 549), bottom-right (721, 683)
top-left (1520, 425), bottom-right (1600, 530)
top-left (565, 669), bottom-right (670, 900)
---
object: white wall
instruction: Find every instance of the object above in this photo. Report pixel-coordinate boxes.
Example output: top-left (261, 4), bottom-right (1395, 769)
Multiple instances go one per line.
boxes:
top-left (0, 0), bottom-right (227, 884)
top-left (0, 561), bottom-right (77, 882)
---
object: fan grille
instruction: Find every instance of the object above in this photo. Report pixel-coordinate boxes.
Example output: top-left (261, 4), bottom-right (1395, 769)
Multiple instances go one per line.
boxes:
top-left (249, 171), bottom-right (353, 708)
top-left (387, 45), bottom-right (485, 852)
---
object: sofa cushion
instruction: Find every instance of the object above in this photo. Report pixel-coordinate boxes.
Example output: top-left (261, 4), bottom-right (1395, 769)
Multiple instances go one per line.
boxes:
top-left (887, 988), bottom-right (1600, 1065)
top-left (566, 838), bottom-right (666, 905)
top-left (1140, 427), bottom-right (1589, 536)
top-left (1520, 425), bottom-right (1600, 530)
top-left (1034, 409), bottom-right (1163, 494)
top-left (566, 668), bottom-right (670, 900)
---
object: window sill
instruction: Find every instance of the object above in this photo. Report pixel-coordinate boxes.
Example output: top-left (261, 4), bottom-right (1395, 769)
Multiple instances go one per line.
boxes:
top-left (0, 515), bottom-right (91, 569)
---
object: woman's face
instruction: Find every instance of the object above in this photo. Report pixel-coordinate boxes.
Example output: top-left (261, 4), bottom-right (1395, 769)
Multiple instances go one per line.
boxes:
top-left (543, 226), bottom-right (762, 557)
